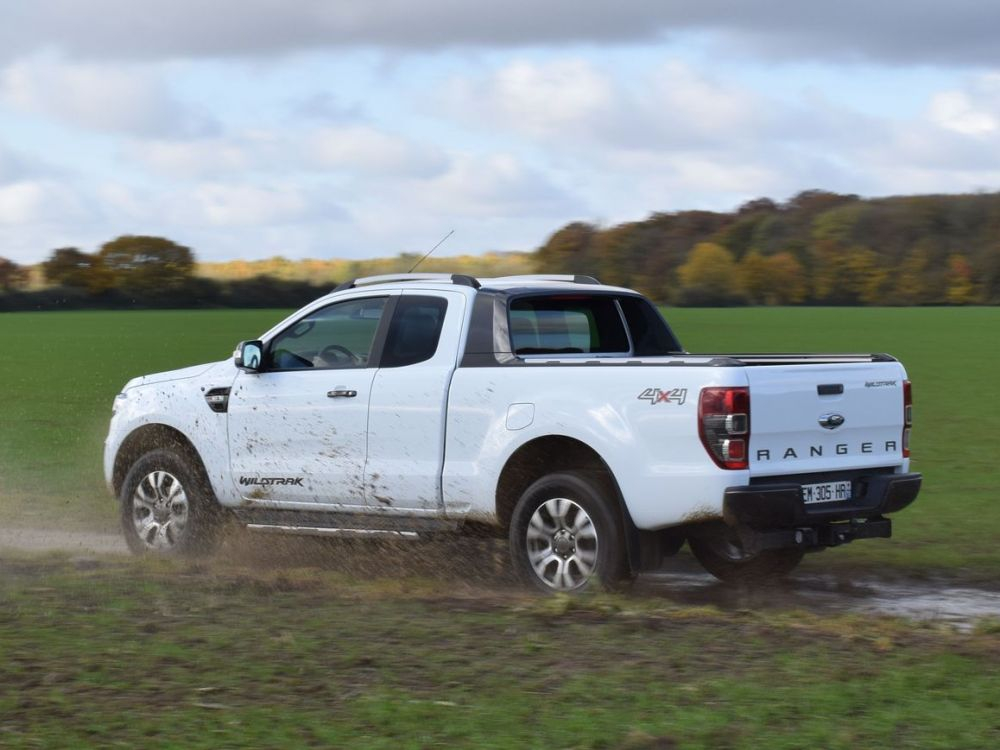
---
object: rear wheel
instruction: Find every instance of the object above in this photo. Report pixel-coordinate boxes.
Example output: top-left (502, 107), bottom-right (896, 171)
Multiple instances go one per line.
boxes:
top-left (509, 472), bottom-right (629, 593)
top-left (689, 525), bottom-right (803, 584)
top-left (120, 448), bottom-right (223, 557)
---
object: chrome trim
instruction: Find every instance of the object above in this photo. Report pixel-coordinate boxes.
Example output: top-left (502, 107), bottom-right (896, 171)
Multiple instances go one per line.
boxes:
top-left (818, 413), bottom-right (846, 430)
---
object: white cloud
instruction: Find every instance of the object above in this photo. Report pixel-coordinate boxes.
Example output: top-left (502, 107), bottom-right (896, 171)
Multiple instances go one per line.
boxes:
top-left (927, 75), bottom-right (1000, 136)
top-left (450, 59), bottom-right (615, 139)
top-left (123, 138), bottom-right (255, 179)
top-left (185, 183), bottom-right (341, 226)
top-left (306, 125), bottom-right (449, 178)
top-left (644, 62), bottom-right (769, 143)
top-left (0, 55), bottom-right (211, 136)
top-left (121, 125), bottom-right (448, 181)
top-left (0, 180), bottom-right (89, 225)
top-left (444, 59), bottom-right (774, 152)
top-left (407, 154), bottom-right (582, 218)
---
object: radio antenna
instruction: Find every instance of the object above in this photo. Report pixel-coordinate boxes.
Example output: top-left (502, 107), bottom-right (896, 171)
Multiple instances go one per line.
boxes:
top-left (408, 229), bottom-right (455, 273)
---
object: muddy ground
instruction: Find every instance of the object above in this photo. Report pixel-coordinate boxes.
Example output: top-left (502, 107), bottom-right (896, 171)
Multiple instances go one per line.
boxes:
top-left (2, 526), bottom-right (998, 632)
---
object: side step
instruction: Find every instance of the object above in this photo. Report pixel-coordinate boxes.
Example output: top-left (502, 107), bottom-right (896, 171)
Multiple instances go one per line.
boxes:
top-left (232, 507), bottom-right (458, 537)
top-left (246, 525), bottom-right (421, 540)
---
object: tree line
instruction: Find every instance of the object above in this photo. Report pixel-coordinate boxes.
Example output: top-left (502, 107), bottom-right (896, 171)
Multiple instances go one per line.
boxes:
top-left (2, 189), bottom-right (1000, 309)
top-left (536, 190), bottom-right (1000, 305)
top-left (0, 236), bottom-right (334, 311)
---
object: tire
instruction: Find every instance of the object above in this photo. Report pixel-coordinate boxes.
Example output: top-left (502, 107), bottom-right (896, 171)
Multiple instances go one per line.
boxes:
top-left (688, 526), bottom-right (803, 584)
top-left (508, 472), bottom-right (629, 593)
top-left (120, 448), bottom-right (223, 557)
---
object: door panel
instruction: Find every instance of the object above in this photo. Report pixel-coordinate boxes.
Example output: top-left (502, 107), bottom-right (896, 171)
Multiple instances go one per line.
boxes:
top-left (228, 368), bottom-right (375, 504)
top-left (365, 291), bottom-right (465, 510)
top-left (227, 294), bottom-right (393, 506)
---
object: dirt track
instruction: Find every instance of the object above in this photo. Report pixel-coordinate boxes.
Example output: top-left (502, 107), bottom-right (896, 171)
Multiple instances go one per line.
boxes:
top-left (3, 526), bottom-right (999, 630)
top-left (0, 528), bottom-right (126, 555)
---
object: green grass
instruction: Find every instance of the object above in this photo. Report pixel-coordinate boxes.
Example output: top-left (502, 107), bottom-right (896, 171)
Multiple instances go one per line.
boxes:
top-left (0, 307), bottom-right (996, 575)
top-left (0, 310), bottom-right (282, 530)
top-left (1, 556), bottom-right (999, 749)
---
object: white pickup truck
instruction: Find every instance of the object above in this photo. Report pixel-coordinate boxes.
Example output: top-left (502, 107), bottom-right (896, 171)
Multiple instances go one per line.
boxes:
top-left (104, 273), bottom-right (920, 590)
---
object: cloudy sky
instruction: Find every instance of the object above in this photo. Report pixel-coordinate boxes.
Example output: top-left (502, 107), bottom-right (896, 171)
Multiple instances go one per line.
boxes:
top-left (2, 1), bottom-right (1000, 263)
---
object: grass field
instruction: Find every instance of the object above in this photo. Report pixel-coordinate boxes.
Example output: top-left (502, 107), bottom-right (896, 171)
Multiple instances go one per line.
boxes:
top-left (2, 306), bottom-right (998, 748)
top-left (0, 306), bottom-right (996, 575)
top-left (2, 555), bottom-right (999, 749)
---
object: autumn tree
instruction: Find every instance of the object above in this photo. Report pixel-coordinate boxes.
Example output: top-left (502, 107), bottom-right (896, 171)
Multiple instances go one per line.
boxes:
top-left (738, 250), bottom-right (770, 304)
top-left (842, 246), bottom-right (888, 305)
top-left (41, 247), bottom-right (116, 293)
top-left (677, 242), bottom-right (742, 305)
top-left (889, 247), bottom-right (931, 305)
top-left (43, 247), bottom-right (92, 287)
top-left (534, 222), bottom-right (597, 276)
top-left (946, 254), bottom-right (976, 305)
top-left (96, 235), bottom-right (195, 293)
top-left (978, 244), bottom-right (1000, 304)
top-left (0, 258), bottom-right (30, 291)
top-left (737, 250), bottom-right (808, 305)
top-left (765, 252), bottom-right (808, 305)
top-left (811, 241), bottom-right (887, 304)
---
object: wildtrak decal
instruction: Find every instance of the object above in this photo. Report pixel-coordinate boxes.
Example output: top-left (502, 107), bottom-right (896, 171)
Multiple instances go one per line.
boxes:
top-left (865, 380), bottom-right (898, 388)
top-left (239, 476), bottom-right (304, 487)
top-left (637, 388), bottom-right (688, 405)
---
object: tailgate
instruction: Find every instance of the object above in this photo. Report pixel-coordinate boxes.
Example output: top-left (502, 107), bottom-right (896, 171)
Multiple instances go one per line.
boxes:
top-left (746, 362), bottom-right (907, 477)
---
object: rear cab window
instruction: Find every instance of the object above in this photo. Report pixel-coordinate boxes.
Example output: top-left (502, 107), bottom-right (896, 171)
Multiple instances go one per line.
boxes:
top-left (380, 295), bottom-right (448, 368)
top-left (508, 294), bottom-right (681, 357)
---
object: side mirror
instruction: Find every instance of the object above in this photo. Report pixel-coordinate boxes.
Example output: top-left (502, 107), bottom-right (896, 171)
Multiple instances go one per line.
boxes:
top-left (234, 340), bottom-right (264, 372)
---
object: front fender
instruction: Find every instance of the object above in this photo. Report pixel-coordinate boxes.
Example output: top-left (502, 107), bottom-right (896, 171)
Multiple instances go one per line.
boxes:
top-left (104, 377), bottom-right (237, 505)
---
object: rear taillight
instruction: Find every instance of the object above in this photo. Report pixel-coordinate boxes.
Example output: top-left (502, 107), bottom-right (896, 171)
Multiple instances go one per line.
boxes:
top-left (902, 379), bottom-right (912, 458)
top-left (699, 387), bottom-right (750, 470)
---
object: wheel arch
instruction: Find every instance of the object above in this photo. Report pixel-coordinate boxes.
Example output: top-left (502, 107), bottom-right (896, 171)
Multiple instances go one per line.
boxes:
top-left (112, 424), bottom-right (209, 498)
top-left (495, 435), bottom-right (635, 534)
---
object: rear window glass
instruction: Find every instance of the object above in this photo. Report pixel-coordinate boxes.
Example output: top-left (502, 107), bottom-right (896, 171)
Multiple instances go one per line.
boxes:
top-left (380, 295), bottom-right (448, 368)
top-left (509, 296), bottom-right (630, 355)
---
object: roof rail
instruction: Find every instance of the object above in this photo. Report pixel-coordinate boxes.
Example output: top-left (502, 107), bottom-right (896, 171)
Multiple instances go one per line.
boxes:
top-left (331, 272), bottom-right (602, 293)
top-left (333, 273), bottom-right (481, 292)
top-left (483, 274), bottom-right (602, 285)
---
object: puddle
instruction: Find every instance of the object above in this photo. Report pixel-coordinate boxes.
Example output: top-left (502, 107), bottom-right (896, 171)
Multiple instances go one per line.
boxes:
top-left (640, 565), bottom-right (1000, 631)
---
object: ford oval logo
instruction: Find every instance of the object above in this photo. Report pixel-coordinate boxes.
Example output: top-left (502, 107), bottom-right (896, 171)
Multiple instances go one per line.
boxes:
top-left (819, 413), bottom-right (845, 430)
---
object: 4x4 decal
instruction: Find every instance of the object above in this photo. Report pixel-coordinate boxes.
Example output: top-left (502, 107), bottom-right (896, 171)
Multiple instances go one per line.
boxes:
top-left (637, 388), bottom-right (688, 405)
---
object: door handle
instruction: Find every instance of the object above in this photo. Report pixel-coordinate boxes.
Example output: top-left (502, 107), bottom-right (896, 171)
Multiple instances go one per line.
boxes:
top-left (327, 389), bottom-right (357, 398)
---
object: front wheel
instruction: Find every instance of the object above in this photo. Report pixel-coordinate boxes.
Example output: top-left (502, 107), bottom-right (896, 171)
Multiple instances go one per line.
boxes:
top-left (509, 472), bottom-right (629, 593)
top-left (120, 448), bottom-right (223, 557)
top-left (688, 525), bottom-right (803, 584)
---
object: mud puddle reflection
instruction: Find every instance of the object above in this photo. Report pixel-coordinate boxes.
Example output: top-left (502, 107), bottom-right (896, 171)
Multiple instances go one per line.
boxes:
top-left (640, 564), bottom-right (1000, 631)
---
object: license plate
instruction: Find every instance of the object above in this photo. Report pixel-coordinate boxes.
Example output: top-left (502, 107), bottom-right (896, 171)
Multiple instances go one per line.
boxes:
top-left (801, 480), bottom-right (852, 504)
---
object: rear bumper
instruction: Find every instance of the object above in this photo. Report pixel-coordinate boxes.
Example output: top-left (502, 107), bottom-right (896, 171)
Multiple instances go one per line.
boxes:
top-left (720, 472), bottom-right (921, 553)
top-left (723, 472), bottom-right (921, 529)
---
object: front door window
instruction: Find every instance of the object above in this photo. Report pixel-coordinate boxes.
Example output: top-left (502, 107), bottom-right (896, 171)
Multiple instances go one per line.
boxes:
top-left (267, 297), bottom-right (387, 370)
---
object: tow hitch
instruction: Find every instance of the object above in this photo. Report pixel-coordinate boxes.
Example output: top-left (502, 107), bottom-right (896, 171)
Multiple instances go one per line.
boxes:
top-left (737, 517), bottom-right (892, 555)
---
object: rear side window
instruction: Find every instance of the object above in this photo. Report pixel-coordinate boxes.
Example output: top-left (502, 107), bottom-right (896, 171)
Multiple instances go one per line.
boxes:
top-left (380, 295), bottom-right (448, 368)
top-left (618, 297), bottom-right (682, 355)
top-left (509, 296), bottom-right (630, 355)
